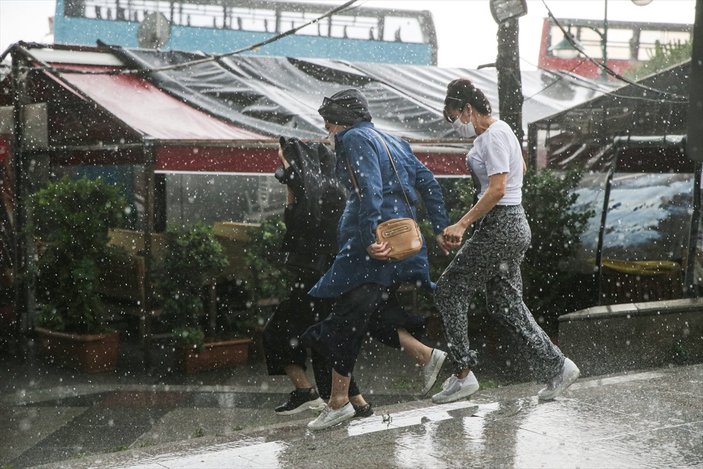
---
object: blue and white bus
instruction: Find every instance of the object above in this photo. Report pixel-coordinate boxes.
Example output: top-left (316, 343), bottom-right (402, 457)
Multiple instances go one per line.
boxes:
top-left (54, 0), bottom-right (438, 65)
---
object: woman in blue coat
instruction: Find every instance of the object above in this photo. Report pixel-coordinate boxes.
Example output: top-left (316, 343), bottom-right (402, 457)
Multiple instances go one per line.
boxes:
top-left (304, 89), bottom-right (452, 430)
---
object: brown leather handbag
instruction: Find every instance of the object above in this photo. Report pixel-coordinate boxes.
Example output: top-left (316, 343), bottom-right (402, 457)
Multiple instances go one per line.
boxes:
top-left (347, 131), bottom-right (423, 261)
top-left (375, 217), bottom-right (423, 261)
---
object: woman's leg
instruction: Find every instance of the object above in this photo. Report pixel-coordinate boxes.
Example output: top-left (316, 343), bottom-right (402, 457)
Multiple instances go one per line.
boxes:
top-left (485, 209), bottom-right (564, 383)
top-left (311, 347), bottom-right (362, 400)
top-left (398, 328), bottom-right (432, 365)
top-left (263, 279), bottom-right (317, 378)
top-left (264, 279), bottom-right (326, 414)
top-left (434, 236), bottom-right (492, 372)
top-left (303, 284), bottom-right (387, 409)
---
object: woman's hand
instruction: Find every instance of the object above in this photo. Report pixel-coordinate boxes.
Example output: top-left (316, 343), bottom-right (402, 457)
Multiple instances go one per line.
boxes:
top-left (443, 223), bottom-right (467, 248)
top-left (436, 233), bottom-right (451, 255)
top-left (367, 240), bottom-right (391, 261)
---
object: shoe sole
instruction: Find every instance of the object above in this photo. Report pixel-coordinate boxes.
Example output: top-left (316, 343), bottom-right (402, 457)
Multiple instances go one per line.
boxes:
top-left (307, 408), bottom-right (355, 430)
top-left (431, 383), bottom-right (479, 404)
top-left (420, 351), bottom-right (447, 396)
top-left (538, 367), bottom-right (580, 401)
top-left (275, 397), bottom-right (326, 416)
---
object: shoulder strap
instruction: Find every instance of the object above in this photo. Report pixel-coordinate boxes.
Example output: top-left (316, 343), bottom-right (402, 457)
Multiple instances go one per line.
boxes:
top-left (369, 129), bottom-right (415, 219)
top-left (344, 129), bottom-right (416, 220)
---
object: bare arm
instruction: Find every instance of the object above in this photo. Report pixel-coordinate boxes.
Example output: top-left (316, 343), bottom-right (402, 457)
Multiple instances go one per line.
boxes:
top-left (443, 172), bottom-right (507, 247)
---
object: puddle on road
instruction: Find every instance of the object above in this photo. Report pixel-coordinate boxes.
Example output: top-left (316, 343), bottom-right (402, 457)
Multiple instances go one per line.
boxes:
top-left (576, 371), bottom-right (665, 390)
top-left (347, 401), bottom-right (479, 436)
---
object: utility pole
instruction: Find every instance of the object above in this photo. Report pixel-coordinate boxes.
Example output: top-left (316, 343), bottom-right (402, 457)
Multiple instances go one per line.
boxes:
top-left (491, 0), bottom-right (527, 143)
top-left (11, 49), bottom-right (33, 353)
top-left (688, 0), bottom-right (703, 162)
top-left (602, 0), bottom-right (609, 80)
top-left (496, 17), bottom-right (524, 143)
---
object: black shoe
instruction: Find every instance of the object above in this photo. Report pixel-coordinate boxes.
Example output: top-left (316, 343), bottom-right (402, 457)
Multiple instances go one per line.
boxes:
top-left (353, 402), bottom-right (374, 418)
top-left (275, 388), bottom-right (326, 415)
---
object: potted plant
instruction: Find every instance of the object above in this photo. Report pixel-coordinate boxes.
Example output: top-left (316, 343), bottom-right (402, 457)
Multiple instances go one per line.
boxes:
top-left (157, 223), bottom-right (253, 373)
top-left (31, 177), bottom-right (126, 372)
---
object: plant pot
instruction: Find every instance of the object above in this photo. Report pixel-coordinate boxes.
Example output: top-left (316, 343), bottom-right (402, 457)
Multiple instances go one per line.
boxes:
top-left (35, 327), bottom-right (120, 373)
top-left (179, 337), bottom-right (253, 374)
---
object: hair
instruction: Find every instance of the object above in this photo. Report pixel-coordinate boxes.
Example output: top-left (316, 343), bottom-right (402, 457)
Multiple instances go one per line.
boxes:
top-left (444, 78), bottom-right (492, 115)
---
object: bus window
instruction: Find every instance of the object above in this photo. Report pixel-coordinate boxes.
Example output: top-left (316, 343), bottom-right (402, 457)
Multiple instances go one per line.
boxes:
top-left (540, 17), bottom-right (692, 79)
top-left (382, 16), bottom-right (424, 43)
top-left (638, 30), bottom-right (692, 60)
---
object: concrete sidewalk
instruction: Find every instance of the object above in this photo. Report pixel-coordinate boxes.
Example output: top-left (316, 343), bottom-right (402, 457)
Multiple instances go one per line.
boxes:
top-left (2, 336), bottom-right (702, 468)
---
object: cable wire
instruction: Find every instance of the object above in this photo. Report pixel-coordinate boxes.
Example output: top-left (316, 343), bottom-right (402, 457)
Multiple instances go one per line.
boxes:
top-left (540, 0), bottom-right (688, 102)
top-left (16, 0), bottom-right (360, 76)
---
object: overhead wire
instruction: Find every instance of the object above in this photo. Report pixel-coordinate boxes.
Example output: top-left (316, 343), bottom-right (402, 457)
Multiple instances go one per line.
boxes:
top-left (15, 0), bottom-right (360, 76)
top-left (539, 0), bottom-right (688, 102)
top-left (13, 0), bottom-right (688, 106)
top-left (519, 55), bottom-right (687, 105)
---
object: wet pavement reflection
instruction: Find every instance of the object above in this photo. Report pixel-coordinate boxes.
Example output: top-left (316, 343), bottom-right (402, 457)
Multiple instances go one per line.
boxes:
top-left (2, 360), bottom-right (702, 468)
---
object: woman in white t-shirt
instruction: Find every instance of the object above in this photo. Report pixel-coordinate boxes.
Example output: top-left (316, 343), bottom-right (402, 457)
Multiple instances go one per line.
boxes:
top-left (430, 78), bottom-right (580, 404)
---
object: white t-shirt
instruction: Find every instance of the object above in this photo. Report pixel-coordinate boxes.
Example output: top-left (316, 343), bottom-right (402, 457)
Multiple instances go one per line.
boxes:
top-left (466, 120), bottom-right (523, 205)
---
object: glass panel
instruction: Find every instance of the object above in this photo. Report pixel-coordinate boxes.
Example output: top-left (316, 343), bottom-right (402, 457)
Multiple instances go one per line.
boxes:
top-left (165, 173), bottom-right (286, 227)
top-left (639, 30), bottom-right (692, 60)
top-left (605, 28), bottom-right (634, 60)
top-left (600, 171), bottom-right (693, 303)
top-left (570, 171), bottom-right (609, 274)
top-left (382, 16), bottom-right (423, 43)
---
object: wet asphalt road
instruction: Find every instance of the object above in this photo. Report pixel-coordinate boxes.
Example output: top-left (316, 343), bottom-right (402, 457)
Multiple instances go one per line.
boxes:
top-left (3, 360), bottom-right (702, 468)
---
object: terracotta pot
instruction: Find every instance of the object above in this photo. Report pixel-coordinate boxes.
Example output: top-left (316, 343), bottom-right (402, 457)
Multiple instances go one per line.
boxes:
top-left (35, 327), bottom-right (120, 373)
top-left (179, 337), bottom-right (253, 374)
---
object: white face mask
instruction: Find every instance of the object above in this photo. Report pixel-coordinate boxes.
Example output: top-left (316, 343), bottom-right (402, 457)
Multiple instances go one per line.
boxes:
top-left (452, 117), bottom-right (475, 139)
top-left (327, 132), bottom-right (336, 151)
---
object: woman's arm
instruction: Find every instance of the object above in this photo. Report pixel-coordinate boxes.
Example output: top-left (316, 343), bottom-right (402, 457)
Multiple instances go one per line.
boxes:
top-left (443, 172), bottom-right (507, 246)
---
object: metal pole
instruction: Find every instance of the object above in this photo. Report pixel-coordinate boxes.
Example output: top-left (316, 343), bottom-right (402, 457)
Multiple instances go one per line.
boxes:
top-left (10, 51), bottom-right (32, 351)
top-left (142, 138), bottom-right (156, 370)
top-left (496, 17), bottom-right (524, 142)
top-left (687, 0), bottom-right (703, 162)
top-left (602, 0), bottom-right (609, 80)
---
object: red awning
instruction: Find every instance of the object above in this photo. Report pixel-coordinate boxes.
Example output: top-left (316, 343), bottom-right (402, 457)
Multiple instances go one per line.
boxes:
top-left (49, 65), bottom-right (266, 141)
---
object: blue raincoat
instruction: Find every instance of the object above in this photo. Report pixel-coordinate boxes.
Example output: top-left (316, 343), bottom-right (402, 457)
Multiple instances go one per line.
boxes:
top-left (309, 121), bottom-right (450, 299)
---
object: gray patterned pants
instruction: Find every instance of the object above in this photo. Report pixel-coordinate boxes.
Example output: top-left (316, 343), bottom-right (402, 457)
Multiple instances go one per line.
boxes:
top-left (435, 205), bottom-right (564, 383)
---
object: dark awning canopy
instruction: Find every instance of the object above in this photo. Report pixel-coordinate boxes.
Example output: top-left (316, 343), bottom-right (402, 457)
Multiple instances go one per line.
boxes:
top-left (2, 43), bottom-right (612, 175)
top-left (528, 61), bottom-right (690, 170)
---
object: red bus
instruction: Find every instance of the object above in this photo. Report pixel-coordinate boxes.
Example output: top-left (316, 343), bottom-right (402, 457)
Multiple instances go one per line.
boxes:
top-left (538, 17), bottom-right (692, 79)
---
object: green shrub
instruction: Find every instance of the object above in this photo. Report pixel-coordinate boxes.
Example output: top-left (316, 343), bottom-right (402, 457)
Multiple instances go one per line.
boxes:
top-left (243, 216), bottom-right (289, 302)
top-left (32, 177), bottom-right (126, 334)
top-left (522, 169), bottom-right (594, 334)
top-left (157, 223), bottom-right (229, 348)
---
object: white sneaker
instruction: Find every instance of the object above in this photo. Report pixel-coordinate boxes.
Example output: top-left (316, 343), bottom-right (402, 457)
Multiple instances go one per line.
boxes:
top-left (420, 348), bottom-right (447, 395)
top-left (538, 358), bottom-right (580, 401)
top-left (307, 402), bottom-right (355, 430)
top-left (431, 372), bottom-right (479, 404)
